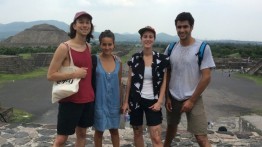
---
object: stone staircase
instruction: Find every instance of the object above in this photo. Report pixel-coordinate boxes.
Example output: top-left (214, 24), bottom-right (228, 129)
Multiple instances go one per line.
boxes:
top-left (248, 59), bottom-right (262, 75)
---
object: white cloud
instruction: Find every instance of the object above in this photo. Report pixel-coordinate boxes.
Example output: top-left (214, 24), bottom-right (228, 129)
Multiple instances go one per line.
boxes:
top-left (98, 0), bottom-right (135, 6)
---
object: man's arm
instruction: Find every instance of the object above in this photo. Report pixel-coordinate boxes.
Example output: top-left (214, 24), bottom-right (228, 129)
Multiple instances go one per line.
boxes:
top-left (165, 66), bottom-right (173, 112)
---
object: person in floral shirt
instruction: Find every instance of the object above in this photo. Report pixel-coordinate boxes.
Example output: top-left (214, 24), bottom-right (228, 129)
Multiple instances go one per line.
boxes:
top-left (122, 26), bottom-right (169, 146)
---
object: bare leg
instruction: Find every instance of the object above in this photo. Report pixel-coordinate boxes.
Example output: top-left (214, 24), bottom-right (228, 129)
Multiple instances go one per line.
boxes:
top-left (94, 130), bottom-right (104, 147)
top-left (75, 127), bottom-right (87, 147)
top-left (195, 134), bottom-right (211, 147)
top-left (148, 124), bottom-right (163, 147)
top-left (163, 124), bottom-right (178, 147)
top-left (53, 135), bottom-right (68, 147)
top-left (133, 125), bottom-right (144, 147)
top-left (109, 129), bottom-right (120, 147)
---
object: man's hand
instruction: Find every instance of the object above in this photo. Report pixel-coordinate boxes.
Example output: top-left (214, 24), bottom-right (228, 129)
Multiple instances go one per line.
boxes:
top-left (181, 99), bottom-right (194, 113)
top-left (165, 97), bottom-right (172, 112)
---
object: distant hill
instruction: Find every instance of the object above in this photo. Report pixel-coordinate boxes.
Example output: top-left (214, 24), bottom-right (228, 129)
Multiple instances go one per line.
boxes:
top-left (0, 20), bottom-right (178, 43)
top-left (0, 24), bottom-right (69, 47)
top-left (93, 32), bottom-right (178, 42)
top-left (0, 20), bottom-right (69, 40)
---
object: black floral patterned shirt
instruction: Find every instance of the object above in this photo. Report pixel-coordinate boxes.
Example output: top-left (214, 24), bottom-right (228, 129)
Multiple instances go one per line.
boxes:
top-left (127, 51), bottom-right (170, 102)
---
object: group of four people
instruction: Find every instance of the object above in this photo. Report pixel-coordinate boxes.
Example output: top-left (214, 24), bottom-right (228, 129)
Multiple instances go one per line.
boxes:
top-left (47, 11), bottom-right (215, 147)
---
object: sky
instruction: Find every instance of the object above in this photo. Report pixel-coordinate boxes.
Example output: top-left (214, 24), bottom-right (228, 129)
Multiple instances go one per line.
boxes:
top-left (1, 0), bottom-right (262, 42)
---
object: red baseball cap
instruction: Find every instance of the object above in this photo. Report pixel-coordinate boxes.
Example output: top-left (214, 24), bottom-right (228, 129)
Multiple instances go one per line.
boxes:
top-left (73, 11), bottom-right (92, 21)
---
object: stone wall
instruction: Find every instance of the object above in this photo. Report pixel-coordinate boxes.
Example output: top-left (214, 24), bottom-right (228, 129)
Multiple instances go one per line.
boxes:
top-left (1, 55), bottom-right (261, 75)
top-left (0, 55), bottom-right (34, 74)
top-left (214, 58), bottom-right (254, 69)
top-left (0, 53), bottom-right (53, 74)
top-left (32, 53), bottom-right (53, 67)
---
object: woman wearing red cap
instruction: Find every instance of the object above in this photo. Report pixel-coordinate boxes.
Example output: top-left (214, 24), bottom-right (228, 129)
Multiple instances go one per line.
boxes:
top-left (47, 11), bottom-right (94, 147)
top-left (122, 26), bottom-right (169, 146)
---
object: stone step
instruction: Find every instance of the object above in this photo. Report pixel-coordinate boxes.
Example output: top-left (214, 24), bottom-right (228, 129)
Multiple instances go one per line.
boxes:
top-left (240, 114), bottom-right (262, 135)
top-left (0, 107), bottom-right (13, 122)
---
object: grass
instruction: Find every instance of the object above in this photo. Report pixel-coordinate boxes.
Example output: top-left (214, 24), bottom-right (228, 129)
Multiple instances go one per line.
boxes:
top-left (250, 108), bottom-right (262, 116)
top-left (227, 53), bottom-right (241, 58)
top-left (120, 47), bottom-right (139, 64)
top-left (0, 67), bottom-right (47, 123)
top-left (236, 73), bottom-right (262, 86)
top-left (10, 108), bottom-right (33, 123)
top-left (0, 67), bottom-right (48, 84)
top-left (19, 53), bottom-right (32, 59)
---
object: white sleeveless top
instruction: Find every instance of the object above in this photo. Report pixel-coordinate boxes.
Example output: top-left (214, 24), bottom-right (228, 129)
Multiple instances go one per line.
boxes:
top-left (141, 66), bottom-right (154, 99)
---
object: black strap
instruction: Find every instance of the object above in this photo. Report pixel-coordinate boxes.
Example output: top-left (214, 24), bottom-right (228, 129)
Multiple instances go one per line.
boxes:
top-left (91, 55), bottom-right (97, 93)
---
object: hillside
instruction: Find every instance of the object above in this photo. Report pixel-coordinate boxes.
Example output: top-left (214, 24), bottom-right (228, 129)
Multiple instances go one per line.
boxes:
top-left (0, 24), bottom-right (69, 47)
top-left (0, 20), bottom-right (69, 40)
top-left (0, 20), bottom-right (178, 43)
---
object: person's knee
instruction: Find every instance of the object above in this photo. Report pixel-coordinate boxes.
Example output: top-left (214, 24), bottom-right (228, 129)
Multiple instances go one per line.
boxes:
top-left (133, 126), bottom-right (143, 138)
top-left (95, 130), bottom-right (104, 138)
top-left (76, 127), bottom-right (87, 139)
top-left (149, 125), bottom-right (163, 145)
top-left (109, 129), bottom-right (119, 136)
top-left (151, 135), bottom-right (162, 145)
top-left (54, 135), bottom-right (68, 146)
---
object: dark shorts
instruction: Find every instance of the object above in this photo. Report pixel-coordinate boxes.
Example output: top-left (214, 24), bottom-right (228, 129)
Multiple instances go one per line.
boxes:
top-left (129, 98), bottom-right (162, 126)
top-left (57, 102), bottom-right (94, 135)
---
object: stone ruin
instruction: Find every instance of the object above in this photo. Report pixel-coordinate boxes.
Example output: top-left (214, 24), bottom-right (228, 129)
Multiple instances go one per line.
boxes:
top-left (0, 53), bottom-right (53, 74)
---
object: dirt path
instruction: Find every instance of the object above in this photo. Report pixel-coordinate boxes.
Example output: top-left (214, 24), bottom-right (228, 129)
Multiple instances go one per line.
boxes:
top-left (0, 70), bottom-right (261, 124)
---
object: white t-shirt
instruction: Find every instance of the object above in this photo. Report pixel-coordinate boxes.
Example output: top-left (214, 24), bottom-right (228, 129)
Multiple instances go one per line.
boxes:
top-left (141, 66), bottom-right (154, 99)
top-left (164, 40), bottom-right (216, 101)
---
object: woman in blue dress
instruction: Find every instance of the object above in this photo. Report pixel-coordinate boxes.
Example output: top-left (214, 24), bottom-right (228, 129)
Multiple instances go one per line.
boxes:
top-left (93, 30), bottom-right (122, 147)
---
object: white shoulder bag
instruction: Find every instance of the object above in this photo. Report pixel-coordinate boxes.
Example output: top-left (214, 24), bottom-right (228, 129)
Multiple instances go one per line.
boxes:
top-left (51, 43), bottom-right (81, 103)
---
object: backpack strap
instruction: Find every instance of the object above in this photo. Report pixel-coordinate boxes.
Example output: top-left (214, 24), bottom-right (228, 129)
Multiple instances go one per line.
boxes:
top-left (197, 41), bottom-right (207, 66)
top-left (91, 54), bottom-right (97, 93)
top-left (167, 42), bottom-right (176, 56)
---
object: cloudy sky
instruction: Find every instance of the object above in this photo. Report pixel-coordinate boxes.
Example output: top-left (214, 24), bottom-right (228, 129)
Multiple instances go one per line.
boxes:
top-left (1, 0), bottom-right (261, 42)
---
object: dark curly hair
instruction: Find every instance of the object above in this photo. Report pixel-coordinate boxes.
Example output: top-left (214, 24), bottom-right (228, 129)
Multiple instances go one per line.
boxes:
top-left (98, 30), bottom-right (115, 44)
top-left (175, 12), bottom-right (194, 27)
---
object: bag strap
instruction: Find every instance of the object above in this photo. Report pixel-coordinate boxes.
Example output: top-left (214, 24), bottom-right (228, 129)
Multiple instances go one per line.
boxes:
top-left (92, 54), bottom-right (97, 70)
top-left (197, 41), bottom-right (207, 66)
top-left (91, 54), bottom-right (97, 93)
top-left (63, 42), bottom-right (75, 66)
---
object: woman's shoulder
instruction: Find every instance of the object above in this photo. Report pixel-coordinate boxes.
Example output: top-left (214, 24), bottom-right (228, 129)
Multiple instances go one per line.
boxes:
top-left (112, 54), bottom-right (122, 63)
top-left (132, 52), bottom-right (142, 57)
top-left (55, 42), bottom-right (70, 53)
top-left (153, 51), bottom-right (169, 59)
top-left (129, 52), bottom-right (142, 61)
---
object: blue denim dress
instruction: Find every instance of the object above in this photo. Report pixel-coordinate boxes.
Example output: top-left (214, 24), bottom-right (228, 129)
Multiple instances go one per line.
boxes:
top-left (93, 55), bottom-right (121, 131)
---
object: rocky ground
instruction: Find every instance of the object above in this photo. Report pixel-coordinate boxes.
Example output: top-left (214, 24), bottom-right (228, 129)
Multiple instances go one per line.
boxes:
top-left (1, 115), bottom-right (262, 146)
top-left (0, 70), bottom-right (262, 146)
